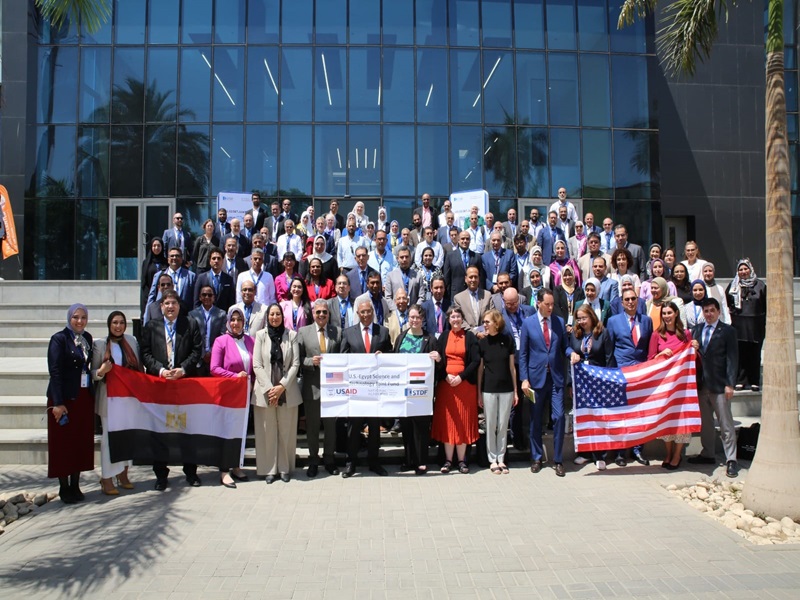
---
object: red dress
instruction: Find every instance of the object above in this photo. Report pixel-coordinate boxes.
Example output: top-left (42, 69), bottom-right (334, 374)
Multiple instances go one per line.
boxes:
top-left (431, 330), bottom-right (479, 445)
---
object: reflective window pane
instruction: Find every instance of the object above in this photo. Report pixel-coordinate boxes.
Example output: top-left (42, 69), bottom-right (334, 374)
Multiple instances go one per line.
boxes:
top-left (280, 125), bottom-right (312, 195)
top-left (115, 0), bottom-right (145, 44)
top-left (517, 127), bottom-right (549, 197)
top-left (449, 0), bottom-right (480, 47)
top-left (349, 125), bottom-right (381, 196)
top-left (582, 129), bottom-right (611, 198)
top-left (80, 47), bottom-right (111, 123)
top-left (110, 124), bottom-right (143, 196)
top-left (31, 126), bottom-right (77, 197)
top-left (484, 125), bottom-right (517, 196)
top-left (612, 55), bottom-right (654, 128)
top-left (349, 0), bottom-right (380, 44)
top-left (248, 0), bottom-right (280, 44)
top-left (417, 127), bottom-right (449, 195)
top-left (182, 0), bottom-right (212, 44)
top-left (580, 54), bottom-right (610, 127)
top-left (546, 0), bottom-right (576, 50)
top-left (177, 124), bottom-right (210, 195)
top-left (787, 73), bottom-right (799, 113)
top-left (179, 47), bottom-right (212, 122)
top-left (148, 0), bottom-right (179, 44)
top-left (516, 52), bottom-right (547, 125)
top-left (349, 48), bottom-right (381, 122)
top-left (514, 0), bottom-right (545, 49)
top-left (147, 48), bottom-right (178, 122)
top-left (548, 53), bottom-right (578, 126)
top-left (416, 0), bottom-right (447, 46)
top-left (315, 48), bottom-right (346, 122)
top-left (280, 48), bottom-right (313, 121)
top-left (417, 49), bottom-right (448, 123)
top-left (81, 16), bottom-right (112, 43)
top-left (613, 130), bottom-right (658, 199)
top-left (383, 49), bottom-right (415, 122)
top-left (550, 128), bottom-right (580, 196)
top-left (245, 124), bottom-right (278, 194)
top-left (112, 48), bottom-right (145, 124)
top-left (283, 0), bottom-right (313, 43)
top-left (450, 50), bottom-right (481, 123)
top-left (212, 47), bottom-right (245, 121)
top-left (316, 0), bottom-right (346, 44)
top-left (383, 0), bottom-right (413, 45)
top-left (37, 47), bottom-right (78, 124)
top-left (215, 0), bottom-right (245, 43)
top-left (315, 125), bottom-right (347, 196)
top-left (246, 46), bottom-right (280, 121)
top-left (144, 124), bottom-right (177, 196)
top-left (383, 125), bottom-right (415, 195)
top-left (609, 4), bottom-right (648, 53)
top-left (37, 13), bottom-right (78, 44)
top-left (451, 126), bottom-right (482, 192)
top-left (76, 200), bottom-right (108, 280)
top-left (482, 0), bottom-right (512, 47)
top-left (483, 51), bottom-right (514, 125)
top-left (78, 126), bottom-right (109, 197)
top-left (212, 125), bottom-right (244, 194)
top-left (578, 0), bottom-right (608, 51)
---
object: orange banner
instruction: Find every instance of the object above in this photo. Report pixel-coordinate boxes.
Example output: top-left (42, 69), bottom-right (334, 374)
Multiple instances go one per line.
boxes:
top-left (0, 185), bottom-right (19, 259)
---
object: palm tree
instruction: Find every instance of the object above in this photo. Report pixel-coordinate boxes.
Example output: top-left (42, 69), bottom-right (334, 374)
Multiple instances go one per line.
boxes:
top-left (35, 0), bottom-right (110, 33)
top-left (620, 1), bottom-right (800, 519)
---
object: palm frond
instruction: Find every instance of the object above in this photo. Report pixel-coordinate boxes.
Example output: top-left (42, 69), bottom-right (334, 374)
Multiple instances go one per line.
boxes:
top-left (35, 0), bottom-right (111, 34)
top-left (617, 0), bottom-right (660, 28)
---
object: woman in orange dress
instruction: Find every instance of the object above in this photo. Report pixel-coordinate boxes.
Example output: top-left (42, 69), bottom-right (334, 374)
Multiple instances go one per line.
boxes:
top-left (431, 307), bottom-right (480, 474)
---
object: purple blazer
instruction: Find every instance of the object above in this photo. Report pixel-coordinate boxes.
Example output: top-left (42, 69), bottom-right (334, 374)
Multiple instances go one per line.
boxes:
top-left (210, 334), bottom-right (255, 381)
top-left (280, 300), bottom-right (310, 331)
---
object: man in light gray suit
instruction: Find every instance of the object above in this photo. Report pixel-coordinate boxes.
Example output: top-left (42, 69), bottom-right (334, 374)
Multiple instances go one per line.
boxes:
top-left (453, 265), bottom-right (493, 330)
top-left (297, 299), bottom-right (342, 477)
top-left (384, 246), bottom-right (423, 305)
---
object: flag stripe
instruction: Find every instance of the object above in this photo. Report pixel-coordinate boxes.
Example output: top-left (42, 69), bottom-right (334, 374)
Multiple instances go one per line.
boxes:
top-left (575, 396), bottom-right (700, 424)
top-left (577, 411), bottom-right (702, 436)
top-left (575, 420), bottom-right (702, 451)
top-left (108, 430), bottom-right (242, 468)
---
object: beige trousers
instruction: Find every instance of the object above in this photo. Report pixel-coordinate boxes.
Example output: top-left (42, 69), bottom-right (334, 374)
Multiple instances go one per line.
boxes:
top-left (254, 404), bottom-right (298, 476)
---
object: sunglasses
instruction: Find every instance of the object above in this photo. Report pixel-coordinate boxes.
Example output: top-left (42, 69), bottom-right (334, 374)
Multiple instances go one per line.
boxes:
top-left (315, 310), bottom-right (329, 315)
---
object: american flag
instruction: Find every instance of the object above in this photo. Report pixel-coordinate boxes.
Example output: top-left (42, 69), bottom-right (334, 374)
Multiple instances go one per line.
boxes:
top-left (572, 344), bottom-right (701, 452)
top-left (325, 371), bottom-right (344, 383)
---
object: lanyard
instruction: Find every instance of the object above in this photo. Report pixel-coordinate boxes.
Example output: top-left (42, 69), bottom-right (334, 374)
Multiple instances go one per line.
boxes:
top-left (243, 304), bottom-right (252, 334)
top-left (251, 270), bottom-right (263, 288)
top-left (203, 310), bottom-right (212, 351)
top-left (340, 299), bottom-right (349, 328)
top-left (292, 306), bottom-right (299, 329)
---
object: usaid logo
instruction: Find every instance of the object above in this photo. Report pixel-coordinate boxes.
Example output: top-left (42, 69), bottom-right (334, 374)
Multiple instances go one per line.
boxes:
top-left (334, 388), bottom-right (358, 396)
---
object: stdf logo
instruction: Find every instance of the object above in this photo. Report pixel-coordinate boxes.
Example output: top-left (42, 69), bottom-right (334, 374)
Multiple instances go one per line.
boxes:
top-left (334, 388), bottom-right (358, 395)
top-left (404, 388), bottom-right (427, 397)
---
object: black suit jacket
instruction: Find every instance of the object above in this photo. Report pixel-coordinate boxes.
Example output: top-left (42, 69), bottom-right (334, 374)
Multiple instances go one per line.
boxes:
top-left (435, 329), bottom-right (480, 384)
top-left (223, 233), bottom-right (251, 259)
top-left (569, 330), bottom-right (611, 367)
top-left (553, 285), bottom-right (586, 324)
top-left (47, 328), bottom-right (94, 405)
top-left (692, 321), bottom-right (738, 393)
top-left (141, 316), bottom-right (202, 376)
top-left (245, 206), bottom-right (267, 231)
top-left (346, 266), bottom-right (378, 302)
top-left (341, 322), bottom-right (392, 354)
top-left (420, 297), bottom-right (450, 336)
top-left (222, 254), bottom-right (248, 283)
top-left (442, 248), bottom-right (483, 301)
top-left (193, 270), bottom-right (236, 311)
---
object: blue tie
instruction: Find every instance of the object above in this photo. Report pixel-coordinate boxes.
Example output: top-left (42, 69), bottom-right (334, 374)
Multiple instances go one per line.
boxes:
top-left (703, 325), bottom-right (713, 350)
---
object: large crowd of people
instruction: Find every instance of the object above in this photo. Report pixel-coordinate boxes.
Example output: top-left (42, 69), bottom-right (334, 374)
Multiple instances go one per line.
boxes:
top-left (46, 193), bottom-right (764, 502)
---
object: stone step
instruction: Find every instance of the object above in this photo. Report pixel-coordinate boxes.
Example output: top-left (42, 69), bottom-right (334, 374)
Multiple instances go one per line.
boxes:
top-left (0, 304), bottom-right (139, 320)
top-left (0, 357), bottom-right (49, 396)
top-left (0, 338), bottom-right (51, 357)
top-left (0, 397), bottom-right (48, 429)
top-left (0, 281), bottom-right (139, 305)
top-left (0, 320), bottom-right (109, 339)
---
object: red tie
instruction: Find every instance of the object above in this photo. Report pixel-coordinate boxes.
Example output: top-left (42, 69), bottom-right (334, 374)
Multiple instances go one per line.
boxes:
top-left (631, 317), bottom-right (639, 346)
top-left (363, 327), bottom-right (371, 352)
top-left (542, 318), bottom-right (550, 349)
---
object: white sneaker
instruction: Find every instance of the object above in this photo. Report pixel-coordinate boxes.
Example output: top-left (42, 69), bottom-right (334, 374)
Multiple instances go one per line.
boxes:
top-left (573, 455), bottom-right (589, 465)
top-left (596, 460), bottom-right (607, 471)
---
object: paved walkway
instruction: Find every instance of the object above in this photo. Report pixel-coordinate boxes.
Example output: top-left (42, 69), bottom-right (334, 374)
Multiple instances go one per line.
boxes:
top-left (1, 457), bottom-right (799, 600)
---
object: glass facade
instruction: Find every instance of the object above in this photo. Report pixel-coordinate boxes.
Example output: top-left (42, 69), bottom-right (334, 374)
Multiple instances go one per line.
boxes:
top-left (26, 0), bottom-right (658, 279)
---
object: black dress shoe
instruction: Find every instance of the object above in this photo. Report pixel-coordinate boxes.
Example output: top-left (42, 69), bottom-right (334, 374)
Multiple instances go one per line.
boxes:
top-left (633, 451), bottom-right (650, 466)
top-left (415, 467), bottom-right (428, 476)
top-left (687, 455), bottom-right (716, 465)
top-left (280, 473), bottom-right (291, 483)
top-left (265, 474), bottom-right (277, 484)
top-left (342, 464), bottom-right (356, 478)
top-left (185, 474), bottom-right (202, 487)
top-left (726, 461), bottom-right (739, 478)
top-left (530, 460), bottom-right (542, 473)
top-left (554, 463), bottom-right (566, 477)
top-left (369, 465), bottom-right (389, 476)
top-left (154, 478), bottom-right (168, 491)
top-left (230, 470), bottom-right (249, 482)
top-left (615, 456), bottom-right (627, 467)
top-left (399, 463), bottom-right (413, 472)
top-left (220, 476), bottom-right (237, 489)
top-left (307, 464), bottom-right (319, 478)
top-left (325, 464), bottom-right (340, 476)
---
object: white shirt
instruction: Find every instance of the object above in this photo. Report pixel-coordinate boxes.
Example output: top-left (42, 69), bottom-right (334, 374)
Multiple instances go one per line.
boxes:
top-left (466, 226), bottom-right (485, 254)
top-left (276, 233), bottom-right (303, 261)
top-left (414, 240), bottom-right (444, 269)
top-left (235, 270), bottom-right (276, 306)
top-left (337, 234), bottom-right (369, 270)
top-left (548, 200), bottom-right (579, 224)
top-left (368, 249), bottom-right (396, 288)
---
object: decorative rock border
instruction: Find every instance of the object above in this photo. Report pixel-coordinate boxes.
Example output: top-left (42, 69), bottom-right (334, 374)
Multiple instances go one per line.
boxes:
top-left (665, 480), bottom-right (800, 545)
top-left (0, 492), bottom-right (57, 534)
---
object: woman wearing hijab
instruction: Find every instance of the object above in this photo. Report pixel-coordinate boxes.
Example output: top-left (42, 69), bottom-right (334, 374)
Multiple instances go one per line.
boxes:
top-left (47, 304), bottom-right (94, 504)
top-left (646, 277), bottom-right (687, 331)
top-left (140, 237), bottom-right (166, 317)
top-left (553, 264), bottom-right (584, 333)
top-left (296, 211), bottom-right (312, 239)
top-left (524, 267), bottom-right (544, 309)
top-left (376, 207), bottom-right (390, 233)
top-left (701, 263), bottom-right (732, 324)
top-left (388, 220), bottom-right (401, 249)
top-left (211, 306), bottom-right (255, 488)
top-left (91, 311), bottom-right (141, 496)
top-left (300, 234), bottom-right (338, 282)
top-left (352, 202), bottom-right (370, 232)
top-left (549, 240), bottom-right (581, 288)
top-left (253, 303), bottom-right (302, 483)
top-left (640, 258), bottom-right (677, 303)
top-left (726, 258), bottom-right (767, 391)
top-left (575, 277), bottom-right (610, 325)
top-left (567, 220), bottom-right (588, 259)
top-left (687, 280), bottom-right (709, 328)
top-left (530, 246), bottom-right (552, 289)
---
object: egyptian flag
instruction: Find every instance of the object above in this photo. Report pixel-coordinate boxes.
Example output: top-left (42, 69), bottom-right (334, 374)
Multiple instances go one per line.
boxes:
top-left (106, 366), bottom-right (249, 468)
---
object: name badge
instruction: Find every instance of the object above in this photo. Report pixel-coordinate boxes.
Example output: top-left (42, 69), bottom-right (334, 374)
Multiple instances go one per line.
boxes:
top-left (492, 274), bottom-right (498, 283)
top-left (81, 373), bottom-right (90, 388)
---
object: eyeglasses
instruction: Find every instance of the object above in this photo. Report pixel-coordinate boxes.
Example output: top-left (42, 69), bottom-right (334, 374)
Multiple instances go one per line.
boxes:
top-left (175, 217), bottom-right (183, 220)
top-left (200, 293), bottom-right (214, 297)
top-left (314, 310), bottom-right (329, 315)
top-left (159, 282), bottom-right (172, 288)
top-left (623, 297), bottom-right (637, 302)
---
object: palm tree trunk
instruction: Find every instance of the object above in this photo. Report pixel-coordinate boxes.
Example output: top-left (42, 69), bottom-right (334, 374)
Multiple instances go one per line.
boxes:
top-left (742, 0), bottom-right (800, 520)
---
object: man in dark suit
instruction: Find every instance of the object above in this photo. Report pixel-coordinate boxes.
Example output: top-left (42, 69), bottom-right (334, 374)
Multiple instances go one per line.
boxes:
top-left (420, 276), bottom-right (450, 337)
top-left (216, 207), bottom-right (231, 240)
top-left (535, 210), bottom-right (569, 265)
top-left (224, 219), bottom-right (251, 260)
top-left (162, 212), bottom-right (194, 266)
top-left (264, 201), bottom-right (284, 243)
top-left (245, 233), bottom-right (280, 277)
top-left (412, 193), bottom-right (438, 230)
top-left (194, 248), bottom-right (235, 312)
top-left (688, 298), bottom-right (740, 477)
top-left (188, 284), bottom-right (227, 376)
top-left (502, 207), bottom-right (520, 241)
top-left (242, 213), bottom-right (258, 241)
top-left (222, 237), bottom-right (248, 283)
top-left (328, 198), bottom-right (345, 231)
top-left (280, 198), bottom-right (299, 225)
top-left (298, 299), bottom-right (342, 477)
top-left (145, 273), bottom-right (191, 324)
top-left (583, 212), bottom-right (602, 235)
top-left (502, 288), bottom-right (535, 451)
top-left (140, 290), bottom-right (203, 490)
top-left (436, 212), bottom-right (458, 244)
top-left (245, 192), bottom-right (267, 231)
top-left (328, 275), bottom-right (357, 330)
top-left (146, 247), bottom-right (196, 314)
top-left (346, 246), bottom-right (378, 302)
top-left (443, 230), bottom-right (483, 302)
top-left (613, 224), bottom-right (646, 279)
top-left (482, 232), bottom-right (519, 294)
top-left (519, 289), bottom-right (577, 477)
top-left (605, 288), bottom-right (654, 466)
top-left (341, 298), bottom-right (393, 478)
